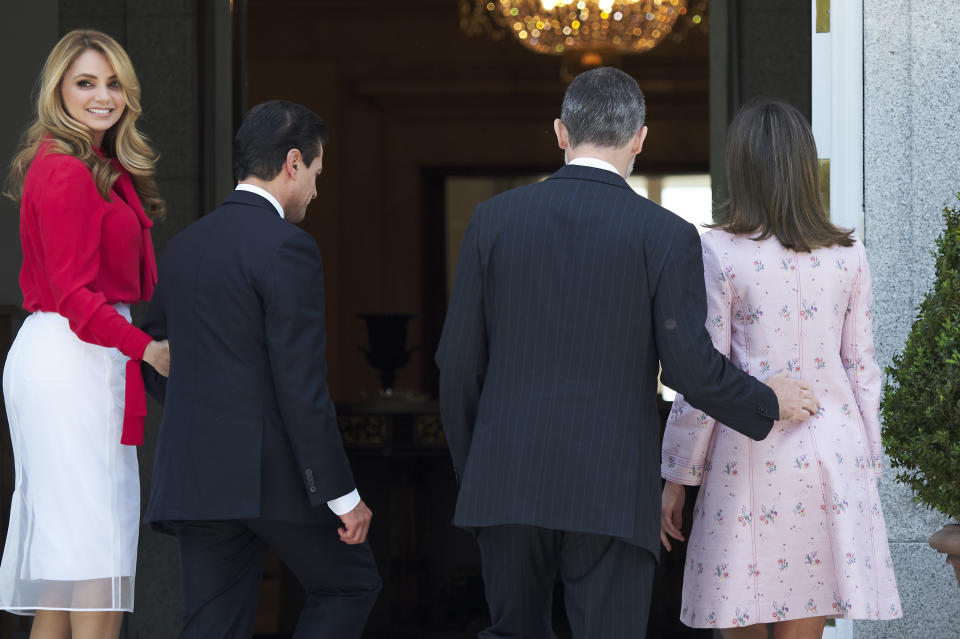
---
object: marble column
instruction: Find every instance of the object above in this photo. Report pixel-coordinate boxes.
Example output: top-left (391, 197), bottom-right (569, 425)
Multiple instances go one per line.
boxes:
top-left (58, 1), bottom-right (206, 637)
top-left (861, 1), bottom-right (960, 636)
top-left (0, 1), bottom-right (58, 309)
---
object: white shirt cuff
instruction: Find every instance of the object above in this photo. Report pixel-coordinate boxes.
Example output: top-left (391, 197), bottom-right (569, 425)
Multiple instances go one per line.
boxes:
top-left (326, 489), bottom-right (360, 516)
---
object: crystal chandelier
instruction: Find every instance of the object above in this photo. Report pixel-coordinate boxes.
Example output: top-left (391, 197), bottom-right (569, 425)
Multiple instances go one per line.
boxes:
top-left (461, 0), bottom-right (707, 58)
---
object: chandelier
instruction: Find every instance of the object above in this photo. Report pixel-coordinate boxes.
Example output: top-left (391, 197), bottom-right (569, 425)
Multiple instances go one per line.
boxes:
top-left (461, 0), bottom-right (707, 59)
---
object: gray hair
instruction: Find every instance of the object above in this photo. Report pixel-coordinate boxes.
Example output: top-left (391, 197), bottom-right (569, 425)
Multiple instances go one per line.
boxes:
top-left (560, 67), bottom-right (646, 149)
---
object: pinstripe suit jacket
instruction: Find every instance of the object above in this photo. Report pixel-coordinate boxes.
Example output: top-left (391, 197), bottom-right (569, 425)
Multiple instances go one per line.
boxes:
top-left (435, 164), bottom-right (779, 556)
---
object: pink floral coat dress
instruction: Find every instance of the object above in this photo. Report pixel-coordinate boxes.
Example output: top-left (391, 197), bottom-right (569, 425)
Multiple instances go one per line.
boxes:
top-left (661, 230), bottom-right (902, 629)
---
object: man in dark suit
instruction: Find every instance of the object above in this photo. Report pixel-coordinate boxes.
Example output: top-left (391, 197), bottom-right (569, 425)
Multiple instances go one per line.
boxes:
top-left (141, 100), bottom-right (380, 639)
top-left (436, 68), bottom-right (818, 638)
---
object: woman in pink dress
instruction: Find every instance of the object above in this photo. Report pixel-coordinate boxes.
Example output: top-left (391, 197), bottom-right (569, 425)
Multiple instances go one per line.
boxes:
top-left (659, 100), bottom-right (901, 638)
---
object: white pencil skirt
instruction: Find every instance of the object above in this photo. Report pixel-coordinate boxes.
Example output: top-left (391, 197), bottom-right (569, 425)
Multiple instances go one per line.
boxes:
top-left (0, 307), bottom-right (138, 614)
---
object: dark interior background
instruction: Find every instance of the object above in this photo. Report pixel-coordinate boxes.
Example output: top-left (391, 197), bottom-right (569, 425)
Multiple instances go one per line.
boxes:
top-left (0, 1), bottom-right (811, 637)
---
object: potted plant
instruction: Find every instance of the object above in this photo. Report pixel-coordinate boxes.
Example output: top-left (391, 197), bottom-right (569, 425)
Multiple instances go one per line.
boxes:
top-left (882, 194), bottom-right (960, 587)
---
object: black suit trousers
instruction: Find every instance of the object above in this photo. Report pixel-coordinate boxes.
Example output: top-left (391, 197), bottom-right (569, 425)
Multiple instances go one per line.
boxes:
top-left (475, 524), bottom-right (655, 639)
top-left (173, 518), bottom-right (381, 639)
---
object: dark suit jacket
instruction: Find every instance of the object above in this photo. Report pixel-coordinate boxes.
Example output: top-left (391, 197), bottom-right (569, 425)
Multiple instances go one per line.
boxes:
top-left (141, 190), bottom-right (354, 529)
top-left (435, 164), bottom-right (779, 557)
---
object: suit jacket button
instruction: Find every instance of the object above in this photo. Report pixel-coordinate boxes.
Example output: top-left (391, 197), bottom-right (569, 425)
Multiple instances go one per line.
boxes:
top-left (305, 469), bottom-right (313, 478)
top-left (309, 486), bottom-right (318, 494)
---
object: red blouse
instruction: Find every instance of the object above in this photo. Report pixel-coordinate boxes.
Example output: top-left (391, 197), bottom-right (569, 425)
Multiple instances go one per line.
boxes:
top-left (19, 142), bottom-right (158, 445)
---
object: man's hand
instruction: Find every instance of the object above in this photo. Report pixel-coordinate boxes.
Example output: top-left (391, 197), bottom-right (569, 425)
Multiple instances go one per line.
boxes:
top-left (660, 481), bottom-right (686, 552)
top-left (764, 371), bottom-right (819, 421)
top-left (143, 339), bottom-right (170, 377)
top-left (338, 500), bottom-right (372, 545)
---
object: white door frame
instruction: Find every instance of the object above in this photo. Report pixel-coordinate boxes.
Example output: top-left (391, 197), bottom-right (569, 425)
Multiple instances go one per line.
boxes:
top-left (811, 0), bottom-right (864, 241)
top-left (811, 1), bottom-right (861, 636)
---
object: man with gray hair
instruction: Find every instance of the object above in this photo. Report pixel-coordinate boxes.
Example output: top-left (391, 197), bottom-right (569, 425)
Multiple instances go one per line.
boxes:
top-left (436, 67), bottom-right (818, 637)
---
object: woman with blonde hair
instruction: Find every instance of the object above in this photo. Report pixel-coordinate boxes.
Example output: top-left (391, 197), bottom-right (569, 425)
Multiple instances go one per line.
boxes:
top-left (660, 100), bottom-right (902, 638)
top-left (1, 29), bottom-right (169, 638)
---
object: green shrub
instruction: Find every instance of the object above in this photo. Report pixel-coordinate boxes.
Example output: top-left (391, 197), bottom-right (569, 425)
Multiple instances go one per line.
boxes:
top-left (882, 194), bottom-right (960, 521)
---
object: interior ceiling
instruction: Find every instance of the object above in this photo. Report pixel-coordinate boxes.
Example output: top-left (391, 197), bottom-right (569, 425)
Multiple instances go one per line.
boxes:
top-left (246, 0), bottom-right (709, 124)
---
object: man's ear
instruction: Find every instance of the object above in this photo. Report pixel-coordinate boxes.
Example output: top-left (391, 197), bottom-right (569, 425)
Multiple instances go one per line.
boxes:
top-left (284, 149), bottom-right (302, 178)
top-left (631, 126), bottom-right (648, 155)
top-left (554, 118), bottom-right (569, 150)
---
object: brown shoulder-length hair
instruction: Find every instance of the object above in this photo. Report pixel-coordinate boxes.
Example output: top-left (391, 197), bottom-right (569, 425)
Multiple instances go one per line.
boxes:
top-left (4, 29), bottom-right (165, 219)
top-left (712, 99), bottom-right (852, 252)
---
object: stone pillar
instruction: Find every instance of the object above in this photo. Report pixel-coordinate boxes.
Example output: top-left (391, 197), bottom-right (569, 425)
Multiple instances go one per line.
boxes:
top-left (862, 1), bottom-right (960, 636)
top-left (0, 1), bottom-right (58, 308)
top-left (58, 2), bottom-right (207, 637)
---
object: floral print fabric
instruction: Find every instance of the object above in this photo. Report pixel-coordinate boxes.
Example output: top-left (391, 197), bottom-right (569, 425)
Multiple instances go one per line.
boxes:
top-left (661, 230), bottom-right (902, 628)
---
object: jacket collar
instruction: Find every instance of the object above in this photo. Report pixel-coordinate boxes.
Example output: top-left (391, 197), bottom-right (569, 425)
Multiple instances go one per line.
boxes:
top-left (223, 188), bottom-right (284, 216)
top-left (547, 163), bottom-right (635, 192)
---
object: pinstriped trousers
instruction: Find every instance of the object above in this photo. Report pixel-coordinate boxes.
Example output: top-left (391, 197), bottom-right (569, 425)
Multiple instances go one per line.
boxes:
top-left (475, 524), bottom-right (655, 638)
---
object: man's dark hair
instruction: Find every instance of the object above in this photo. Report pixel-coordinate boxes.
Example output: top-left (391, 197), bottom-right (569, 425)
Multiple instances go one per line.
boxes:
top-left (560, 67), bottom-right (645, 149)
top-left (234, 100), bottom-right (329, 181)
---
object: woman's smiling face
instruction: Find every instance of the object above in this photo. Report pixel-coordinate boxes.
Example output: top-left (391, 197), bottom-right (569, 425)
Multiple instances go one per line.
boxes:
top-left (60, 48), bottom-right (126, 148)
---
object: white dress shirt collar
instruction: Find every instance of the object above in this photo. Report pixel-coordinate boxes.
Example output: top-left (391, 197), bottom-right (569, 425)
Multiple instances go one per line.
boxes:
top-left (567, 156), bottom-right (621, 176)
top-left (235, 183), bottom-right (285, 219)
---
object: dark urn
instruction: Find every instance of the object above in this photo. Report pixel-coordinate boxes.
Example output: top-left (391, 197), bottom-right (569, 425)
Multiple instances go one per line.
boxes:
top-left (358, 313), bottom-right (418, 394)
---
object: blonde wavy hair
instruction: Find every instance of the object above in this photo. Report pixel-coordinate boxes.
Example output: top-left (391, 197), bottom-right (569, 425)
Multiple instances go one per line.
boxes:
top-left (4, 29), bottom-right (165, 219)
